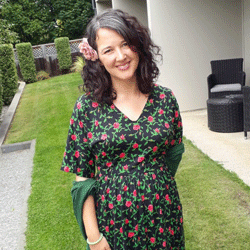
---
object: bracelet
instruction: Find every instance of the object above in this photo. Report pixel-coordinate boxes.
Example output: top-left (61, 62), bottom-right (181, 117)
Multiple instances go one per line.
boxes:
top-left (87, 233), bottom-right (103, 245)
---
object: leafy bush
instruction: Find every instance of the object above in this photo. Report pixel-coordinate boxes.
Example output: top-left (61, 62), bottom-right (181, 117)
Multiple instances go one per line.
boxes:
top-left (54, 37), bottom-right (72, 71)
top-left (16, 42), bottom-right (37, 83)
top-left (0, 73), bottom-right (3, 114)
top-left (71, 56), bottom-right (85, 73)
top-left (0, 44), bottom-right (18, 105)
top-left (36, 71), bottom-right (50, 81)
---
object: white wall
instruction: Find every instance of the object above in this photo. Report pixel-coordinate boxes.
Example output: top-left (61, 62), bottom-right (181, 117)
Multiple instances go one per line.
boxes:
top-left (96, 0), bottom-right (112, 13)
top-left (243, 0), bottom-right (250, 86)
top-left (112, 0), bottom-right (148, 27)
top-left (147, 0), bottom-right (243, 111)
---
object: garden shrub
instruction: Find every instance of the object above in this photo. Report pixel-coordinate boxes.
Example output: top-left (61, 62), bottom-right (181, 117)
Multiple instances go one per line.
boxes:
top-left (16, 42), bottom-right (37, 83)
top-left (0, 73), bottom-right (3, 114)
top-left (0, 44), bottom-right (18, 105)
top-left (71, 56), bottom-right (85, 73)
top-left (54, 37), bottom-right (72, 71)
top-left (36, 71), bottom-right (50, 81)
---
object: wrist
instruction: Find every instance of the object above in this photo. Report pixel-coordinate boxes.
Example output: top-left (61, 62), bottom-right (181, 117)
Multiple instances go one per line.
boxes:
top-left (87, 233), bottom-right (103, 245)
top-left (87, 231), bottom-right (101, 242)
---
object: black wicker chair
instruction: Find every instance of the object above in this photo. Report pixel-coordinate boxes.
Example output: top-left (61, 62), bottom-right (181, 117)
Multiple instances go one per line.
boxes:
top-left (207, 58), bottom-right (245, 98)
top-left (243, 86), bottom-right (250, 139)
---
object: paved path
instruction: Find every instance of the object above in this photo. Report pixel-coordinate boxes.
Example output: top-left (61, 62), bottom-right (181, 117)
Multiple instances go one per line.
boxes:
top-left (0, 140), bottom-right (35, 250)
top-left (182, 109), bottom-right (250, 187)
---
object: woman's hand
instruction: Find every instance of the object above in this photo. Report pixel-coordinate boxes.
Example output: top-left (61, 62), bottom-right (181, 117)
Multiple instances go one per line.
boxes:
top-left (89, 236), bottom-right (111, 250)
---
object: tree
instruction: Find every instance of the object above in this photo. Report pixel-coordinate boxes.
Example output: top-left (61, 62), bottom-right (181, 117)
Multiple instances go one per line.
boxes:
top-left (0, 19), bottom-right (19, 45)
top-left (1, 0), bottom-right (94, 45)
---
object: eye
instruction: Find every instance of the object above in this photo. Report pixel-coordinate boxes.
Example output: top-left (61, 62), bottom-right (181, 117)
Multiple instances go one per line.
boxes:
top-left (104, 49), bottom-right (111, 54)
top-left (122, 42), bottom-right (128, 47)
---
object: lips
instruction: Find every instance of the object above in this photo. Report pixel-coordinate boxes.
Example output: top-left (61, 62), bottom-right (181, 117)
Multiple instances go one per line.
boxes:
top-left (117, 62), bottom-right (130, 70)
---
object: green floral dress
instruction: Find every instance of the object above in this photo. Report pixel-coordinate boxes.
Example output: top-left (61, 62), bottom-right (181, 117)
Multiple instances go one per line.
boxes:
top-left (61, 84), bottom-right (185, 250)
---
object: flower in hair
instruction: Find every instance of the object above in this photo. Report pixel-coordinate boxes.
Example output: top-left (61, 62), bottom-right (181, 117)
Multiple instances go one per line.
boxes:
top-left (78, 38), bottom-right (98, 61)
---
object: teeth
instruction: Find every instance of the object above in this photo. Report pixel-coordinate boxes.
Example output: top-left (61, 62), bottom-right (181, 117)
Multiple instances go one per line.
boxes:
top-left (118, 63), bottom-right (129, 70)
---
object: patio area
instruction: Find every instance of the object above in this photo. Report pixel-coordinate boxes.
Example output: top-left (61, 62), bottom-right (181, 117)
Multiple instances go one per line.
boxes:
top-left (182, 108), bottom-right (250, 187)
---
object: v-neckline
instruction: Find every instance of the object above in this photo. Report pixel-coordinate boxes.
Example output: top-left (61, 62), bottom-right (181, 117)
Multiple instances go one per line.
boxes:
top-left (112, 87), bottom-right (154, 123)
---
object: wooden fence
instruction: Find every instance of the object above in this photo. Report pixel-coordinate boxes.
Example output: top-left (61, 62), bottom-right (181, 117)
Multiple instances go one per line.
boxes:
top-left (13, 39), bottom-right (82, 78)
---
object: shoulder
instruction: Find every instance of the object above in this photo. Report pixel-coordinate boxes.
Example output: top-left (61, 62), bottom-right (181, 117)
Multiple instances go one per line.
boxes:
top-left (153, 83), bottom-right (176, 101)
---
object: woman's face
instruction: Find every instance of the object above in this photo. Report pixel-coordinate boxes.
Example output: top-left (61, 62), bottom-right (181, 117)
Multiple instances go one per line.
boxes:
top-left (96, 28), bottom-right (139, 84)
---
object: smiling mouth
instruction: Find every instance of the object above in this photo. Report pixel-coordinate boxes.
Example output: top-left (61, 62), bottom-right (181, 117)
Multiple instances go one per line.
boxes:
top-left (117, 62), bottom-right (130, 70)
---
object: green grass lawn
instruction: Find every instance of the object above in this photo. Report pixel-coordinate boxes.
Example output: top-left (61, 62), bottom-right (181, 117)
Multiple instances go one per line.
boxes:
top-left (5, 72), bottom-right (250, 250)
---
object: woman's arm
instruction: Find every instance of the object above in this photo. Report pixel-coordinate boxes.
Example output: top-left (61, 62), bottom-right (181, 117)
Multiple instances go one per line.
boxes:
top-left (75, 176), bottom-right (111, 250)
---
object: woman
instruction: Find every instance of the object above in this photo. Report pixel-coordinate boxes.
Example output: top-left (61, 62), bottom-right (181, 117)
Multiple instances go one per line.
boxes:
top-left (61, 9), bottom-right (185, 250)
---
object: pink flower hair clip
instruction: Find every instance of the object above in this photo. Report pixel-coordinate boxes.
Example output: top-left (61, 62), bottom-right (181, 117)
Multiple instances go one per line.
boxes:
top-left (78, 38), bottom-right (98, 61)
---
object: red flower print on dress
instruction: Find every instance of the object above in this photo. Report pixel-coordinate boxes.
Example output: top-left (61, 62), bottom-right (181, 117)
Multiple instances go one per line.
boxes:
top-left (110, 220), bottom-right (114, 225)
top-left (95, 120), bottom-right (99, 126)
top-left (151, 220), bottom-right (154, 224)
top-left (64, 166), bottom-right (69, 172)
top-left (133, 124), bottom-right (140, 130)
top-left (179, 138), bottom-right (182, 144)
top-left (128, 232), bottom-right (134, 238)
top-left (92, 102), bottom-right (99, 108)
top-left (133, 190), bottom-right (137, 196)
top-left (120, 152), bottom-right (125, 158)
top-left (171, 140), bottom-right (175, 145)
top-left (145, 228), bottom-right (148, 232)
top-left (74, 151), bottom-right (80, 158)
top-left (148, 205), bottom-right (153, 212)
top-left (180, 217), bottom-right (183, 223)
top-left (110, 104), bottom-right (115, 109)
top-left (141, 195), bottom-right (145, 201)
top-left (178, 205), bottom-right (181, 210)
top-left (83, 138), bottom-right (88, 142)
top-left (102, 151), bottom-right (106, 157)
top-left (95, 155), bottom-right (98, 160)
top-left (101, 134), bottom-right (107, 140)
top-left (120, 227), bottom-right (123, 233)
top-left (159, 109), bottom-right (164, 114)
top-left (155, 128), bottom-right (160, 133)
top-left (89, 160), bottom-right (93, 165)
top-left (135, 224), bottom-right (138, 231)
top-left (163, 241), bottom-right (166, 247)
top-left (106, 162), bottom-right (112, 167)
top-left (175, 111), bottom-right (179, 118)
top-left (106, 226), bottom-right (109, 232)
top-left (63, 151), bottom-right (66, 157)
top-left (149, 98), bottom-right (153, 103)
top-left (165, 123), bottom-right (170, 128)
top-left (109, 203), bottom-right (113, 209)
top-left (106, 188), bottom-right (110, 194)
top-left (160, 93), bottom-right (165, 99)
top-left (113, 122), bottom-right (120, 129)
top-left (90, 173), bottom-right (95, 178)
top-left (70, 118), bottom-right (74, 125)
top-left (152, 146), bottom-right (158, 153)
top-left (165, 140), bottom-right (168, 145)
top-left (160, 209), bottom-right (163, 214)
top-left (133, 143), bottom-right (139, 149)
top-left (101, 195), bottom-right (105, 201)
top-left (150, 237), bottom-right (155, 243)
top-left (178, 121), bottom-right (182, 127)
top-left (126, 201), bottom-right (132, 207)
top-left (87, 132), bottom-right (93, 139)
top-left (155, 194), bottom-right (160, 200)
top-left (71, 135), bottom-right (77, 141)
top-left (159, 227), bottom-right (164, 233)
top-left (152, 174), bottom-right (156, 180)
top-left (125, 219), bottom-right (129, 224)
top-left (123, 185), bottom-right (128, 191)
top-left (77, 102), bottom-right (81, 109)
top-left (148, 116), bottom-right (153, 122)
top-left (117, 194), bottom-right (122, 201)
top-left (123, 165), bottom-right (128, 170)
top-left (138, 156), bottom-right (145, 162)
top-left (137, 180), bottom-right (140, 186)
top-left (120, 134), bottom-right (125, 140)
top-left (79, 121), bottom-right (83, 128)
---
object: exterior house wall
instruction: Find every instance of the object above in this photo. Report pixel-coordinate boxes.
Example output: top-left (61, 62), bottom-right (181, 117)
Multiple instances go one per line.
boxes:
top-left (147, 0), bottom-right (242, 111)
top-left (112, 0), bottom-right (148, 27)
top-left (243, 0), bottom-right (250, 86)
top-left (96, 0), bottom-right (112, 13)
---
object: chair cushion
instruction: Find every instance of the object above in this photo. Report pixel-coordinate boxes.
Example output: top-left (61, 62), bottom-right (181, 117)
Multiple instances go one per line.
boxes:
top-left (210, 83), bottom-right (241, 93)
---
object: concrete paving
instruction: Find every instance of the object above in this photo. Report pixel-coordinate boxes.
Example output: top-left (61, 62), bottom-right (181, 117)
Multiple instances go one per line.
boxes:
top-left (182, 109), bottom-right (250, 187)
top-left (0, 140), bottom-right (35, 250)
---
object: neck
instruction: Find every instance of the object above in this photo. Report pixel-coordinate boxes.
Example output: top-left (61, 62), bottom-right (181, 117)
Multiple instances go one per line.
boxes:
top-left (112, 78), bottom-right (141, 100)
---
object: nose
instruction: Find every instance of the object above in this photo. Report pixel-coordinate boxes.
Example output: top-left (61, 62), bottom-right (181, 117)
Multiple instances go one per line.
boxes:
top-left (116, 48), bottom-right (126, 61)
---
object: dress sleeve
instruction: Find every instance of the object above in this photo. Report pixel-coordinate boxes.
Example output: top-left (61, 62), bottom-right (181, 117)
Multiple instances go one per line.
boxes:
top-left (165, 91), bottom-right (185, 176)
top-left (61, 98), bottom-right (96, 178)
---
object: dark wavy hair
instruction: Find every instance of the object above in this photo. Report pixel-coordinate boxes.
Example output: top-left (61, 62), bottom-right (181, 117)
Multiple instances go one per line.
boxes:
top-left (82, 9), bottom-right (162, 105)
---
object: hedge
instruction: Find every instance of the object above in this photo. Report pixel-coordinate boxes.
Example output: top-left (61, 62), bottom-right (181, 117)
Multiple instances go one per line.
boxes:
top-left (54, 37), bottom-right (72, 71)
top-left (0, 44), bottom-right (18, 105)
top-left (16, 42), bottom-right (37, 83)
top-left (0, 73), bottom-right (3, 114)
